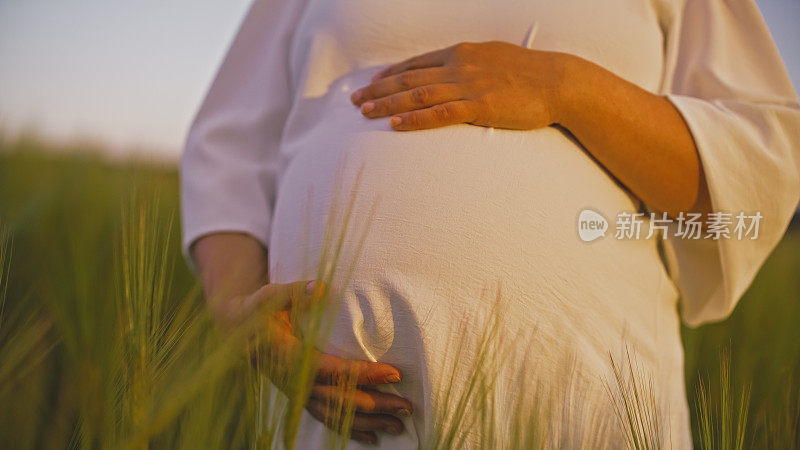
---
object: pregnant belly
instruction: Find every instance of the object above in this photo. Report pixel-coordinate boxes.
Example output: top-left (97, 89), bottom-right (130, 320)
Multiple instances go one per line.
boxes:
top-left (267, 72), bottom-right (677, 446)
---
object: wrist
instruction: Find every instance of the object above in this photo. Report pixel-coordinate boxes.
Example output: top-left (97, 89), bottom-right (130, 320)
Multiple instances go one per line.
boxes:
top-left (548, 52), bottom-right (590, 126)
top-left (193, 232), bottom-right (268, 302)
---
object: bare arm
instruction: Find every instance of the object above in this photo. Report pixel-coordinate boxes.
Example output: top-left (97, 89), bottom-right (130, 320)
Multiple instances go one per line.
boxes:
top-left (351, 41), bottom-right (712, 216)
top-left (554, 55), bottom-right (712, 217)
top-left (190, 233), bottom-right (412, 445)
top-left (192, 232), bottom-right (269, 326)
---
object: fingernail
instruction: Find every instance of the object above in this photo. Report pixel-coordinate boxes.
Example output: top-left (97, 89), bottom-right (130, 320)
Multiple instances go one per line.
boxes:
top-left (397, 408), bottom-right (412, 417)
top-left (305, 281), bottom-right (316, 294)
top-left (351, 89), bottom-right (363, 103)
top-left (361, 101), bottom-right (375, 114)
top-left (386, 374), bottom-right (401, 383)
top-left (371, 71), bottom-right (384, 82)
top-left (389, 116), bottom-right (402, 127)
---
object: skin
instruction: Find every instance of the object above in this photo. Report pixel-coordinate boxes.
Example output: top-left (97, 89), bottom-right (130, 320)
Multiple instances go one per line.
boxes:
top-left (194, 233), bottom-right (411, 446)
top-left (352, 41), bottom-right (711, 217)
top-left (194, 41), bottom-right (712, 445)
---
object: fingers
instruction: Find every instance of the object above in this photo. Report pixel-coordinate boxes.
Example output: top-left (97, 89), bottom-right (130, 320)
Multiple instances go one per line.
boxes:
top-left (311, 385), bottom-right (413, 416)
top-left (359, 83), bottom-right (463, 118)
top-left (352, 67), bottom-right (453, 106)
top-left (350, 430), bottom-right (378, 445)
top-left (389, 100), bottom-right (478, 131)
top-left (316, 353), bottom-right (403, 386)
top-left (370, 47), bottom-right (449, 81)
top-left (351, 411), bottom-right (405, 435)
top-left (306, 398), bottom-right (406, 442)
top-left (353, 44), bottom-right (484, 129)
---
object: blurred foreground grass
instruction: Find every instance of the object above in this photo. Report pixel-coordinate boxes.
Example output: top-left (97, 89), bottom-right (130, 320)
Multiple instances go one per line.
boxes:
top-left (1, 136), bottom-right (798, 448)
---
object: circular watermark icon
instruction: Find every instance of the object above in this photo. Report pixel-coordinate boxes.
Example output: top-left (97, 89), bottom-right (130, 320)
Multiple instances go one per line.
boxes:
top-left (577, 209), bottom-right (608, 242)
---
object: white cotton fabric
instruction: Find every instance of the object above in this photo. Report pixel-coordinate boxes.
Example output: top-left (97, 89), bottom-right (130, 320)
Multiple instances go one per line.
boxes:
top-left (657, 0), bottom-right (800, 327)
top-left (180, 0), bottom-right (800, 448)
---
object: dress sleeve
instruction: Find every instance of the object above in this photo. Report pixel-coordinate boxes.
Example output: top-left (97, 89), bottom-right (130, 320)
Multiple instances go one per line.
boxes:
top-left (180, 0), bottom-right (306, 267)
top-left (655, 0), bottom-right (800, 327)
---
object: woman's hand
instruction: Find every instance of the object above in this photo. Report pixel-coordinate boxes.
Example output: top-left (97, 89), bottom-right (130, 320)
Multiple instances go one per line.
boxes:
top-left (239, 281), bottom-right (413, 445)
top-left (193, 233), bottom-right (413, 446)
top-left (352, 41), bottom-right (709, 215)
top-left (351, 41), bottom-right (574, 131)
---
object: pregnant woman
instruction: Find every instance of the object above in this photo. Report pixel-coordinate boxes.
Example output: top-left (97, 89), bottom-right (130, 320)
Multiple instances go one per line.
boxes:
top-left (181, 0), bottom-right (800, 447)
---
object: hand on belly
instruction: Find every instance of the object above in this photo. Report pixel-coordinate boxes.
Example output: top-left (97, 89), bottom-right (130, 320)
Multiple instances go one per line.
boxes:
top-left (228, 279), bottom-right (415, 445)
top-left (349, 40), bottom-right (574, 131)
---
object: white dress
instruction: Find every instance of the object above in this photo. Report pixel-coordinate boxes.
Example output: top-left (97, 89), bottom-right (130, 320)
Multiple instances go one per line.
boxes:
top-left (180, 0), bottom-right (800, 448)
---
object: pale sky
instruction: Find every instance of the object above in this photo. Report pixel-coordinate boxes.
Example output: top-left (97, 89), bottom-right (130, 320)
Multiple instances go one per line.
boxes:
top-left (0, 0), bottom-right (798, 161)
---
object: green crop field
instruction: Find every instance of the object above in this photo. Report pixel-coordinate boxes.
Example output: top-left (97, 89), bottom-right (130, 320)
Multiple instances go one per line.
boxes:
top-left (1, 136), bottom-right (798, 449)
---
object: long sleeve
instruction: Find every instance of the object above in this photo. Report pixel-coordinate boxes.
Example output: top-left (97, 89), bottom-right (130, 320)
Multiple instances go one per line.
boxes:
top-left (180, 0), bottom-right (306, 266)
top-left (656, 0), bottom-right (800, 327)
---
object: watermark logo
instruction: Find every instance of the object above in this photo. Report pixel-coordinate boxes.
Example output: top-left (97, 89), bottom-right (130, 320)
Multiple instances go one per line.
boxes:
top-left (577, 209), bottom-right (763, 242)
top-left (577, 209), bottom-right (608, 242)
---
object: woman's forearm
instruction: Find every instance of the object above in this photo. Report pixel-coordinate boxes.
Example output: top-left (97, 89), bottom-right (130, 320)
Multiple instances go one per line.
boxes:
top-left (192, 232), bottom-right (269, 321)
top-left (351, 42), bottom-right (712, 216)
top-left (554, 55), bottom-right (712, 217)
